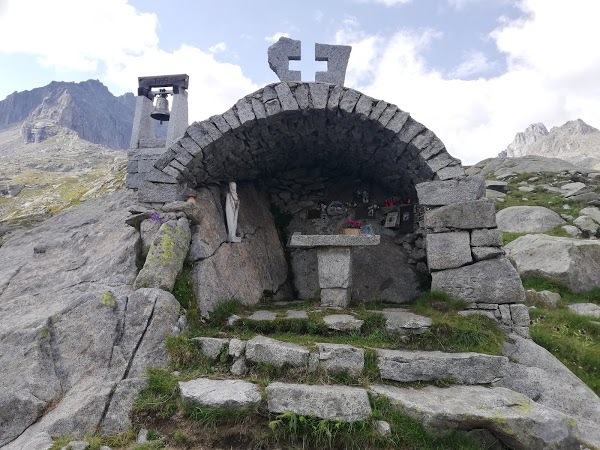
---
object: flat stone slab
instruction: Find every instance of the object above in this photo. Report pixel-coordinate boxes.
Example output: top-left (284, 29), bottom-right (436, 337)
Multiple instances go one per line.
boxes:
top-left (247, 310), bottom-right (277, 321)
top-left (266, 382), bottom-right (372, 422)
top-left (246, 336), bottom-right (309, 368)
top-left (179, 378), bottom-right (262, 409)
top-left (286, 310), bottom-right (309, 319)
top-left (318, 343), bottom-right (364, 377)
top-left (377, 309), bottom-right (432, 335)
top-left (377, 349), bottom-right (508, 384)
top-left (288, 233), bottom-right (380, 248)
top-left (323, 314), bottom-right (364, 331)
top-left (370, 384), bottom-right (595, 450)
top-left (317, 247), bottom-right (351, 288)
top-left (568, 303), bottom-right (600, 318)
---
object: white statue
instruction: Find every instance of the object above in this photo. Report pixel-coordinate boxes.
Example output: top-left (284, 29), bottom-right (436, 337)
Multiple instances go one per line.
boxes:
top-left (225, 181), bottom-right (241, 243)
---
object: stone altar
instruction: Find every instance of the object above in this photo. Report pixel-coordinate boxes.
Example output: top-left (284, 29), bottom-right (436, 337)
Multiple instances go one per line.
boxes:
top-left (288, 233), bottom-right (380, 307)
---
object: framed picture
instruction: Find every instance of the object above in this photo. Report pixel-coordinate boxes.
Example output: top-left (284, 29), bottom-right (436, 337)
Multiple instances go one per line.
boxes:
top-left (384, 212), bottom-right (399, 228)
top-left (306, 209), bottom-right (321, 219)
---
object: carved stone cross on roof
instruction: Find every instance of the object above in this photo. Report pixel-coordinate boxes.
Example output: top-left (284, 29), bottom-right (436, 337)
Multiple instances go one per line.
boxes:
top-left (267, 37), bottom-right (352, 86)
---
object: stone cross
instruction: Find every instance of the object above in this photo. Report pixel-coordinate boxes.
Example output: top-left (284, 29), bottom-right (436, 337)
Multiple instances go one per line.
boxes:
top-left (268, 37), bottom-right (351, 86)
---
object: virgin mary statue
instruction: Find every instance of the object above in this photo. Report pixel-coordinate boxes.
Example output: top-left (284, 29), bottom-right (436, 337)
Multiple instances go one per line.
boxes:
top-left (225, 181), bottom-right (241, 243)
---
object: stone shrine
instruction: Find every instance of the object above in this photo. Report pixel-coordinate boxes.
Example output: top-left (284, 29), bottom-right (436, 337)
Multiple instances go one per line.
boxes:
top-left (125, 39), bottom-right (525, 334)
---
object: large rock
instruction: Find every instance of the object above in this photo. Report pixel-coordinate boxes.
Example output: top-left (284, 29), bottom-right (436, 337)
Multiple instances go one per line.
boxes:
top-left (495, 334), bottom-right (600, 440)
top-left (424, 200), bottom-right (496, 230)
top-left (266, 382), bottom-right (372, 422)
top-left (567, 303), bottom-right (600, 317)
top-left (505, 234), bottom-right (600, 293)
top-left (0, 191), bottom-right (181, 449)
top-left (496, 206), bottom-right (565, 233)
top-left (466, 155), bottom-right (587, 177)
top-left (580, 206), bottom-right (600, 224)
top-left (133, 218), bottom-right (191, 291)
top-left (179, 378), bottom-right (262, 409)
top-left (377, 350), bottom-right (508, 384)
top-left (371, 384), bottom-right (597, 450)
top-left (191, 185), bottom-right (289, 317)
top-left (245, 336), bottom-right (309, 368)
top-left (431, 257), bottom-right (525, 304)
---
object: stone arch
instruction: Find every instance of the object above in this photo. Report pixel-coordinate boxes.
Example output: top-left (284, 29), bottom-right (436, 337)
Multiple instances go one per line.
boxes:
top-left (137, 81), bottom-right (524, 320)
top-left (146, 82), bottom-right (464, 201)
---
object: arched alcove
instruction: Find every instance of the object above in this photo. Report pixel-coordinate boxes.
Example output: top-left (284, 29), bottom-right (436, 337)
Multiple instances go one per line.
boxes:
top-left (139, 82), bottom-right (523, 312)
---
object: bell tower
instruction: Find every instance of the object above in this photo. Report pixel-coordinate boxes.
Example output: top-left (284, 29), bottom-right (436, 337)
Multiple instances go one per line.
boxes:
top-left (126, 74), bottom-right (189, 190)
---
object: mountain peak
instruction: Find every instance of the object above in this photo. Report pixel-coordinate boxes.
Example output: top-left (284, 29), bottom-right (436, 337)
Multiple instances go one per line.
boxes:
top-left (550, 118), bottom-right (599, 135)
top-left (0, 79), bottom-right (135, 148)
top-left (501, 118), bottom-right (600, 169)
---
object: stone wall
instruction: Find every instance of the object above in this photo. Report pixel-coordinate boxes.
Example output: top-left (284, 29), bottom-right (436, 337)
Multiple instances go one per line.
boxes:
top-left (416, 177), bottom-right (528, 336)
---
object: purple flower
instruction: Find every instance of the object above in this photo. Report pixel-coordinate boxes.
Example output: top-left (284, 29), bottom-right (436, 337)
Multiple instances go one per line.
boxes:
top-left (150, 213), bottom-right (164, 223)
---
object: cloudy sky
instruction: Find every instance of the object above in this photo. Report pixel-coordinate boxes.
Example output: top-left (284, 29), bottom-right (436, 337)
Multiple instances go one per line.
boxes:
top-left (0, 0), bottom-right (598, 164)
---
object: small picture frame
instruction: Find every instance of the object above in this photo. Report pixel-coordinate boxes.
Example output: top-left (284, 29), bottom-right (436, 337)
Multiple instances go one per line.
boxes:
top-left (384, 212), bottom-right (399, 228)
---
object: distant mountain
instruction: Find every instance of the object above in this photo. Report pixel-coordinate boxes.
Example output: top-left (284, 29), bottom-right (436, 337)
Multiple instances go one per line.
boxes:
top-left (0, 79), bottom-right (135, 149)
top-left (501, 119), bottom-right (600, 169)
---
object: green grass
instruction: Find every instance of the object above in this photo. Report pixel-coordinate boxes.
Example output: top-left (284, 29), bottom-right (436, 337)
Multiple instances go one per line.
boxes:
top-left (523, 276), bottom-right (600, 395)
top-left (134, 368), bottom-right (179, 419)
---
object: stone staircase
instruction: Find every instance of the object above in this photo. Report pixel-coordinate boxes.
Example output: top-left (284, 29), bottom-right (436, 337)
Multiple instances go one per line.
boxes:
top-left (172, 327), bottom-right (600, 450)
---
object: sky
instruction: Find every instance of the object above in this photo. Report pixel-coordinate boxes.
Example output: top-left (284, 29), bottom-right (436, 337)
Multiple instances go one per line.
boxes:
top-left (0, 0), bottom-right (599, 164)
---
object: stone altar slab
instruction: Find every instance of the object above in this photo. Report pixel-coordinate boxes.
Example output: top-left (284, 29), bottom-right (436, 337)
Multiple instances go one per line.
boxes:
top-left (288, 233), bottom-right (380, 248)
top-left (288, 233), bottom-right (380, 307)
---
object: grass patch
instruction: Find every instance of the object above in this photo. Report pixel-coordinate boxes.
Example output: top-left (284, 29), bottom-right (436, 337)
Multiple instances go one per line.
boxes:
top-left (522, 276), bottom-right (600, 395)
top-left (186, 405), bottom-right (257, 427)
top-left (50, 430), bottom-right (137, 450)
top-left (165, 334), bottom-right (204, 371)
top-left (207, 298), bottom-right (245, 327)
top-left (134, 368), bottom-right (179, 419)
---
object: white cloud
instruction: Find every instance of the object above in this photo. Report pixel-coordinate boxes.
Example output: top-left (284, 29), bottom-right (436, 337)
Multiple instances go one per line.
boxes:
top-left (0, 0), bottom-right (258, 123)
top-left (208, 42), bottom-right (227, 54)
top-left (447, 0), bottom-right (483, 10)
top-left (357, 0), bottom-right (412, 6)
top-left (264, 32), bottom-right (290, 43)
top-left (339, 1), bottom-right (600, 164)
top-left (449, 51), bottom-right (495, 78)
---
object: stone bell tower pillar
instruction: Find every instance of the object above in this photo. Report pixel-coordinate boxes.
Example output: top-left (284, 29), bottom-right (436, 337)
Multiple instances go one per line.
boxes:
top-left (126, 74), bottom-right (189, 191)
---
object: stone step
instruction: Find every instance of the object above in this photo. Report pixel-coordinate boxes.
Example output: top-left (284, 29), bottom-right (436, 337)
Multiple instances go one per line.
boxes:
top-left (179, 378), bottom-right (262, 409)
top-left (377, 349), bottom-right (508, 384)
top-left (266, 382), bottom-right (372, 422)
top-left (230, 307), bottom-right (432, 335)
top-left (178, 378), bottom-right (371, 423)
top-left (192, 335), bottom-right (505, 384)
top-left (370, 384), bottom-right (600, 450)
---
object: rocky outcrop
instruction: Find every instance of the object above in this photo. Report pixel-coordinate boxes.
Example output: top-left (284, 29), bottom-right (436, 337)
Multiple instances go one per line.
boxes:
top-left (133, 218), bottom-right (191, 291)
top-left (0, 191), bottom-right (181, 448)
top-left (466, 155), bottom-right (586, 178)
top-left (505, 234), bottom-right (600, 293)
top-left (371, 383), bottom-right (599, 450)
top-left (502, 119), bottom-right (600, 169)
top-left (0, 79), bottom-right (135, 149)
top-left (496, 206), bottom-right (566, 233)
top-left (189, 184), bottom-right (289, 317)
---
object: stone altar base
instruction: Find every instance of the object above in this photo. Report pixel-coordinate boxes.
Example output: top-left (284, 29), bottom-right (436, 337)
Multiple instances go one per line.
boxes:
top-left (288, 233), bottom-right (380, 307)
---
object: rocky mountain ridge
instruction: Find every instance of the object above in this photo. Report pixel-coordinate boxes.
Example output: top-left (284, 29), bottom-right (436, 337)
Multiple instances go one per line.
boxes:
top-left (0, 79), bottom-right (135, 149)
top-left (500, 119), bottom-right (600, 169)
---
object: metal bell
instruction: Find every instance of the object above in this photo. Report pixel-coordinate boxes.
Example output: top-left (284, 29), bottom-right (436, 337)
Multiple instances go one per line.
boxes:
top-left (150, 93), bottom-right (170, 123)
